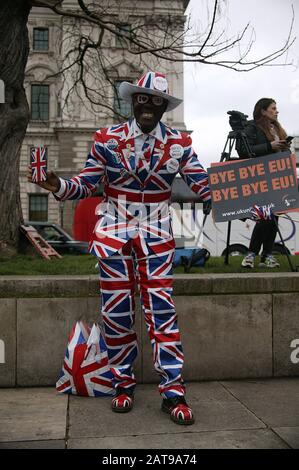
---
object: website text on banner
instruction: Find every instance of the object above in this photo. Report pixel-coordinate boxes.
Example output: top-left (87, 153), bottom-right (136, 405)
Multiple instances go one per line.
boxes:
top-left (208, 151), bottom-right (299, 223)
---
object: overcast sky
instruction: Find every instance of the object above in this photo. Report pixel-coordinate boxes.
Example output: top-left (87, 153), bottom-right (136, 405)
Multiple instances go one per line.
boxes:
top-left (183, 0), bottom-right (299, 168)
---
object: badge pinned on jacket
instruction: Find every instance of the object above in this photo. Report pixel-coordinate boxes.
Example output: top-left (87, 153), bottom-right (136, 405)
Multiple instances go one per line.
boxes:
top-left (170, 144), bottom-right (184, 159)
top-left (166, 158), bottom-right (179, 173)
top-left (106, 139), bottom-right (118, 150)
top-left (112, 153), bottom-right (122, 165)
top-left (122, 148), bottom-right (131, 159)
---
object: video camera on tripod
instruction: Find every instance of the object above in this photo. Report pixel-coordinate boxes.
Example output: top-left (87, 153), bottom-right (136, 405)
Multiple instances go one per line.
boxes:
top-left (227, 110), bottom-right (249, 132)
top-left (221, 110), bottom-right (255, 161)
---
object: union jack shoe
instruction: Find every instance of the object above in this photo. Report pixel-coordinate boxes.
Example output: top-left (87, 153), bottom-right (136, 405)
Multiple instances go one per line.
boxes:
top-left (161, 396), bottom-right (195, 425)
top-left (111, 387), bottom-right (134, 413)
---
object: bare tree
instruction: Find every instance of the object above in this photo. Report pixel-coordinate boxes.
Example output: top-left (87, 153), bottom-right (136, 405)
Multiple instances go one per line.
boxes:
top-left (0, 0), bottom-right (31, 255)
top-left (0, 0), bottom-right (295, 254)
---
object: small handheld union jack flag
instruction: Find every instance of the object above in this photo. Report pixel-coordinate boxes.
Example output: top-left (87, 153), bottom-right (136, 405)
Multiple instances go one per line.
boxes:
top-left (30, 146), bottom-right (47, 183)
top-left (250, 204), bottom-right (274, 221)
top-left (56, 321), bottom-right (115, 397)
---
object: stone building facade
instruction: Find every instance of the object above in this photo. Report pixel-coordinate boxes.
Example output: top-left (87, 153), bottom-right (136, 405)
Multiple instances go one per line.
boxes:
top-left (20, 0), bottom-right (189, 236)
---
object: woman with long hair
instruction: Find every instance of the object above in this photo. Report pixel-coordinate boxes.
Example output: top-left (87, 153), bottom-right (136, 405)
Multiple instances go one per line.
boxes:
top-left (241, 98), bottom-right (291, 268)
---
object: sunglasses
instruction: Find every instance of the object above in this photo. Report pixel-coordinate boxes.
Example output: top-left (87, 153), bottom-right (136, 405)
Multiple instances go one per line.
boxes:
top-left (134, 94), bottom-right (165, 106)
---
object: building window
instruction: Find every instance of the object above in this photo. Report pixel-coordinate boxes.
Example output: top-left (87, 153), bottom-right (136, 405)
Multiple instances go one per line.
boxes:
top-left (115, 24), bottom-right (132, 47)
top-left (31, 85), bottom-right (49, 120)
top-left (114, 80), bottom-right (132, 118)
top-left (33, 28), bottom-right (49, 51)
top-left (29, 194), bottom-right (48, 222)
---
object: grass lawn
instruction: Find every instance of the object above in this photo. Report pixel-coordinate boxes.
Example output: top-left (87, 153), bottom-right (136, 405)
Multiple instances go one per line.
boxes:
top-left (0, 253), bottom-right (298, 275)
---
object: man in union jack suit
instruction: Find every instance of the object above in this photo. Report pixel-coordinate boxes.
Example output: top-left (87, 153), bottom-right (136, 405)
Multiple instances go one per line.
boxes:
top-left (28, 71), bottom-right (211, 426)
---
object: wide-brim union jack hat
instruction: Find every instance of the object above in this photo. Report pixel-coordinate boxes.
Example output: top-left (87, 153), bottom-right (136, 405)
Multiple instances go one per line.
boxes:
top-left (119, 71), bottom-right (183, 112)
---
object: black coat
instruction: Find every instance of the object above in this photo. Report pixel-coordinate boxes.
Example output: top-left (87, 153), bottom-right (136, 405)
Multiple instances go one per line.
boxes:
top-left (237, 120), bottom-right (272, 158)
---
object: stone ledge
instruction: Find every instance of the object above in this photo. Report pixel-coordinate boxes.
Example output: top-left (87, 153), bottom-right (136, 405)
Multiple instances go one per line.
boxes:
top-left (0, 276), bottom-right (98, 299)
top-left (1, 276), bottom-right (299, 384)
top-left (209, 273), bottom-right (299, 295)
top-left (2, 273), bottom-right (299, 298)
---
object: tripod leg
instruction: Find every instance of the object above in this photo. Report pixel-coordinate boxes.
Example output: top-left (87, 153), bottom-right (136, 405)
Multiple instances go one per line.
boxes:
top-left (273, 217), bottom-right (297, 272)
top-left (220, 136), bottom-right (230, 162)
top-left (224, 221), bottom-right (232, 265)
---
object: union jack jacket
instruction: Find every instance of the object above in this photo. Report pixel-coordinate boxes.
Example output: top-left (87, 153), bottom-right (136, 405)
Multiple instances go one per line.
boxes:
top-left (54, 119), bottom-right (211, 258)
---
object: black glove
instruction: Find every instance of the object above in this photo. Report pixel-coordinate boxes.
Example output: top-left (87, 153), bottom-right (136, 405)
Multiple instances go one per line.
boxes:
top-left (203, 199), bottom-right (212, 215)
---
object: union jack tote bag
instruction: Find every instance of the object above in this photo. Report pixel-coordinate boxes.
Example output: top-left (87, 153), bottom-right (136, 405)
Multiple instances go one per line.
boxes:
top-left (56, 321), bottom-right (115, 397)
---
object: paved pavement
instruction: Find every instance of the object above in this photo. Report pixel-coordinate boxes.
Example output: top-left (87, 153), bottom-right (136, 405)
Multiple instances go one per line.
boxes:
top-left (0, 378), bottom-right (299, 449)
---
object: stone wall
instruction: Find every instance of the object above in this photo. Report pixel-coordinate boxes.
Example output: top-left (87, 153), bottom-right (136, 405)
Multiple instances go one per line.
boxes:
top-left (1, 273), bottom-right (299, 387)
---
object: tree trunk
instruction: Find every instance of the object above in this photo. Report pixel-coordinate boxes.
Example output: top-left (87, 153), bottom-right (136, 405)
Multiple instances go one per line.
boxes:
top-left (0, 0), bottom-right (31, 255)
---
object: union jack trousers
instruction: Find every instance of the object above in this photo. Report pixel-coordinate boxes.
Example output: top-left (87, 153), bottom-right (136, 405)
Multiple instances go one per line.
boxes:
top-left (54, 119), bottom-right (211, 398)
top-left (99, 234), bottom-right (185, 397)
